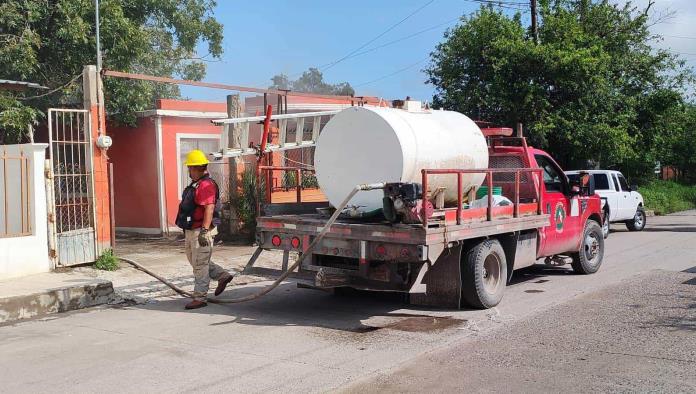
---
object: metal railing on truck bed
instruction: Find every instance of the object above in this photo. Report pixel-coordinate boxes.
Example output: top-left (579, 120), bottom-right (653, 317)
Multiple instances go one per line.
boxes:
top-left (254, 166), bottom-right (548, 247)
top-left (420, 167), bottom-right (544, 228)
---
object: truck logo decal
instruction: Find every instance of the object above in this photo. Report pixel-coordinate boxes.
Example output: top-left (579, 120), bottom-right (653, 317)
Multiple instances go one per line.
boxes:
top-left (555, 202), bottom-right (566, 233)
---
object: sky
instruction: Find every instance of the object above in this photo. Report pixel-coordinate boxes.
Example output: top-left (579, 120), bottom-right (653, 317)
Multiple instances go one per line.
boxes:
top-left (180, 0), bottom-right (696, 103)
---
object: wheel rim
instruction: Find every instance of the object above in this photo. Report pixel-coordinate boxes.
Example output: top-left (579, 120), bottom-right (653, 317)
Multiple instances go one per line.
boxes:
top-left (603, 219), bottom-right (609, 235)
top-left (635, 211), bottom-right (644, 228)
top-left (482, 253), bottom-right (502, 294)
top-left (583, 232), bottom-right (600, 264)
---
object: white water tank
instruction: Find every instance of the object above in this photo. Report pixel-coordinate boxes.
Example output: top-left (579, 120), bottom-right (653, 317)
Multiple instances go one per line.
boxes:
top-left (314, 106), bottom-right (489, 212)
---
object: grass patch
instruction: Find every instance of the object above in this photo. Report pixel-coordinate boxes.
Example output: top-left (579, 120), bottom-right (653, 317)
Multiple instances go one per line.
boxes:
top-left (640, 181), bottom-right (696, 215)
top-left (94, 249), bottom-right (119, 271)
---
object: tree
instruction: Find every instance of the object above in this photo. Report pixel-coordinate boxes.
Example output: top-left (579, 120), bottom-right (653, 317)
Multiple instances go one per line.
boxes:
top-left (659, 103), bottom-right (696, 182)
top-left (0, 0), bottom-right (223, 144)
top-left (426, 1), bottom-right (693, 180)
top-left (270, 68), bottom-right (355, 96)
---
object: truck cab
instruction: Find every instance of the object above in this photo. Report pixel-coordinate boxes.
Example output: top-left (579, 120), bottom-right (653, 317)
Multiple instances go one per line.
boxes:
top-left (565, 170), bottom-right (645, 237)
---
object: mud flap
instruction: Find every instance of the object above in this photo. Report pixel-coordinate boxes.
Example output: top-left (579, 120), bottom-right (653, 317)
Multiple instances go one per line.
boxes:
top-left (409, 244), bottom-right (463, 309)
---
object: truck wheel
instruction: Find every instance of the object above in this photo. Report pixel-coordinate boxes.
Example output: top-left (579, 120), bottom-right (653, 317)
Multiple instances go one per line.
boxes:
top-left (571, 220), bottom-right (604, 274)
top-left (461, 239), bottom-right (507, 309)
top-left (625, 207), bottom-right (646, 231)
top-left (602, 209), bottom-right (610, 239)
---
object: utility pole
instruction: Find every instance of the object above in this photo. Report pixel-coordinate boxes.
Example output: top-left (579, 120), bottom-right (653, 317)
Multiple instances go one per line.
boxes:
top-left (95, 0), bottom-right (102, 71)
top-left (226, 94), bottom-right (241, 235)
top-left (531, 0), bottom-right (539, 45)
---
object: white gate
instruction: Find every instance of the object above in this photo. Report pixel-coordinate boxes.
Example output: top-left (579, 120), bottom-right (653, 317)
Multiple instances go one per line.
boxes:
top-left (47, 109), bottom-right (97, 266)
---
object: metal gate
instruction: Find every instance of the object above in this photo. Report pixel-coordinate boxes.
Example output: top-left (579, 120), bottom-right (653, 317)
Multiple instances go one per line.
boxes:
top-left (47, 108), bottom-right (97, 266)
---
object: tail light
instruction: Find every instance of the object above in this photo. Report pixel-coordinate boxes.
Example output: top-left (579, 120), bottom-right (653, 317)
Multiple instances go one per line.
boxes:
top-left (375, 245), bottom-right (386, 256)
top-left (291, 237), bottom-right (301, 249)
top-left (271, 235), bottom-right (282, 247)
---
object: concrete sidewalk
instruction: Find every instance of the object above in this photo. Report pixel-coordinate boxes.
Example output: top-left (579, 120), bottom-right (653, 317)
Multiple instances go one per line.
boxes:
top-left (70, 236), bottom-right (287, 303)
top-left (0, 236), bottom-right (286, 324)
top-left (0, 272), bottom-right (114, 324)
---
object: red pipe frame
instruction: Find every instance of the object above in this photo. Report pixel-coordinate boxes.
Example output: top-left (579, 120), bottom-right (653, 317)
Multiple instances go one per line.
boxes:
top-left (421, 168), bottom-right (544, 228)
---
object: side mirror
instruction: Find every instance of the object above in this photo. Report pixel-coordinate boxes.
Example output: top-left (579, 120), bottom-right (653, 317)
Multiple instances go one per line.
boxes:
top-left (630, 184), bottom-right (638, 192)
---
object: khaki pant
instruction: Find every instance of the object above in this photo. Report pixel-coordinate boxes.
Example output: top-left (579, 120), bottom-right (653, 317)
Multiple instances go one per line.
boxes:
top-left (185, 227), bottom-right (230, 300)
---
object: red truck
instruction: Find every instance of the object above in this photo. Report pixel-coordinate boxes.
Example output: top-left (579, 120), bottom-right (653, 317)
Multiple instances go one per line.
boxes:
top-left (243, 135), bottom-right (604, 309)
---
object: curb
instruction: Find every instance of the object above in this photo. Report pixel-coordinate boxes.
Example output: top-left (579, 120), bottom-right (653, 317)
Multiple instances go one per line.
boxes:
top-left (0, 280), bottom-right (115, 324)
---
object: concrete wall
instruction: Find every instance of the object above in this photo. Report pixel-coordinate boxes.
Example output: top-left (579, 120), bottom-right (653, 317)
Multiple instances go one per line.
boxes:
top-left (0, 144), bottom-right (51, 280)
top-left (108, 118), bottom-right (160, 232)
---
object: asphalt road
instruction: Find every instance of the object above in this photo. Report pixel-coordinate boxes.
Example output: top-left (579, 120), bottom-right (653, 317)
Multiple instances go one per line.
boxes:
top-left (1, 211), bottom-right (695, 393)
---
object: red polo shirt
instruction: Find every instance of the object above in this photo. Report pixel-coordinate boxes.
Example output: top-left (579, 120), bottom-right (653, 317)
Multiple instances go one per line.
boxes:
top-left (191, 178), bottom-right (217, 229)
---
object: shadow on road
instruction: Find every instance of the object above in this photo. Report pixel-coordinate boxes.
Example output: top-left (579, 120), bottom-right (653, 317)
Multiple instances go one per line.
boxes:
top-left (642, 225), bottom-right (696, 233)
top-left (132, 282), bottom-right (471, 333)
top-left (509, 265), bottom-right (576, 286)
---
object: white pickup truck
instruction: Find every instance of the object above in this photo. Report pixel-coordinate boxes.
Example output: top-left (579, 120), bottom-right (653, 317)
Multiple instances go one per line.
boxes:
top-left (566, 170), bottom-right (645, 237)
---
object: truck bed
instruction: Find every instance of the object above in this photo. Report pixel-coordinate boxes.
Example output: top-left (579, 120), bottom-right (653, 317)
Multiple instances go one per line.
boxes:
top-left (257, 203), bottom-right (549, 246)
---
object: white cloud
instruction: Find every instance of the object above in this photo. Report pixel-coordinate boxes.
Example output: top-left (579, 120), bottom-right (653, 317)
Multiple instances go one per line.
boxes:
top-left (619, 1), bottom-right (696, 60)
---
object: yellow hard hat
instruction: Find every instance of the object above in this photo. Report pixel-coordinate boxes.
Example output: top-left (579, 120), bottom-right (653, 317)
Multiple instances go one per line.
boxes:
top-left (184, 149), bottom-right (209, 166)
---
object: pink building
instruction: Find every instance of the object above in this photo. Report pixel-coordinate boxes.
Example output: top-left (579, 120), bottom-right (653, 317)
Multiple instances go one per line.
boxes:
top-left (108, 95), bottom-right (385, 234)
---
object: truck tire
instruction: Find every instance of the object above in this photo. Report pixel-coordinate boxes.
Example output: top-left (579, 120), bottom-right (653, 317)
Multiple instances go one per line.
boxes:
top-left (461, 239), bottom-right (507, 309)
top-left (602, 209), bottom-right (610, 239)
top-left (625, 207), bottom-right (646, 231)
top-left (571, 220), bottom-right (604, 274)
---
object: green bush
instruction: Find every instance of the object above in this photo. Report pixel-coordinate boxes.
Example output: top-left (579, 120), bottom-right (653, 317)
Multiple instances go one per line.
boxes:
top-left (282, 171), bottom-right (297, 189)
top-left (282, 170), bottom-right (318, 189)
top-left (640, 181), bottom-right (696, 215)
top-left (301, 172), bottom-right (319, 189)
top-left (233, 168), bottom-right (266, 239)
top-left (94, 249), bottom-right (119, 271)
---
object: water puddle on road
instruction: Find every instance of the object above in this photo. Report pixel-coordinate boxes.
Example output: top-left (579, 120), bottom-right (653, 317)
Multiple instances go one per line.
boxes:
top-left (350, 316), bottom-right (465, 333)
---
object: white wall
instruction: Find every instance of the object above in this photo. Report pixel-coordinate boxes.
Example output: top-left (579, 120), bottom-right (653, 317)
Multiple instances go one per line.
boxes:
top-left (0, 144), bottom-right (51, 280)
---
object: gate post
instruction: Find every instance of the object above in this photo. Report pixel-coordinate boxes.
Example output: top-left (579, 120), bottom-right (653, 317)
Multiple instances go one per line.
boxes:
top-left (83, 65), bottom-right (112, 255)
top-left (44, 159), bottom-right (58, 268)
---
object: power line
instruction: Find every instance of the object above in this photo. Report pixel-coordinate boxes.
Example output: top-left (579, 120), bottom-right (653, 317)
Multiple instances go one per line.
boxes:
top-left (462, 0), bottom-right (530, 12)
top-left (18, 73), bottom-right (82, 101)
top-left (317, 17), bottom-right (460, 68)
top-left (354, 58), bottom-right (429, 87)
top-left (665, 48), bottom-right (696, 56)
top-left (663, 34), bottom-right (696, 40)
top-left (321, 0), bottom-right (436, 72)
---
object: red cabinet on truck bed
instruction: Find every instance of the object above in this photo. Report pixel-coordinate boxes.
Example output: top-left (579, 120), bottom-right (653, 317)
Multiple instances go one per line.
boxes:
top-left (246, 136), bottom-right (605, 309)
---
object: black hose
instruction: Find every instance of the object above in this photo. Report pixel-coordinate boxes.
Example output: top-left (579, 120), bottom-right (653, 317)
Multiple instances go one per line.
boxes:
top-left (118, 183), bottom-right (384, 304)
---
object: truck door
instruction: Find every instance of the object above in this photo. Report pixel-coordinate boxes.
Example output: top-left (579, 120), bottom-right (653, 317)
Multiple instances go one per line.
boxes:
top-left (611, 173), bottom-right (633, 220)
top-left (535, 154), bottom-right (583, 256)
top-left (615, 173), bottom-right (634, 219)
top-left (598, 172), bottom-right (620, 221)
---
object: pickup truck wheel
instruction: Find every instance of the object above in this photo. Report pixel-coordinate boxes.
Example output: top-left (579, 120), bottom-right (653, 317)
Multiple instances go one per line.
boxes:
top-left (625, 207), bottom-right (646, 231)
top-left (602, 210), bottom-right (610, 239)
top-left (571, 220), bottom-right (604, 274)
top-left (461, 239), bottom-right (507, 309)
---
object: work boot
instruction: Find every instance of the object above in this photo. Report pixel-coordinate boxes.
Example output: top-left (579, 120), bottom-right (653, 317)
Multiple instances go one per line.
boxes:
top-left (214, 274), bottom-right (234, 296)
top-left (185, 299), bottom-right (207, 310)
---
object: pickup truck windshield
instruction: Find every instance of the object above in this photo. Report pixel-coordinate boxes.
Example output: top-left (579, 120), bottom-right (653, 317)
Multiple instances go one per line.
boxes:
top-left (535, 154), bottom-right (564, 192)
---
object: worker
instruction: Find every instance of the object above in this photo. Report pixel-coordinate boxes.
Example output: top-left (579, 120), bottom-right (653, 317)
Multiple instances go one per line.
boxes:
top-left (176, 149), bottom-right (233, 310)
